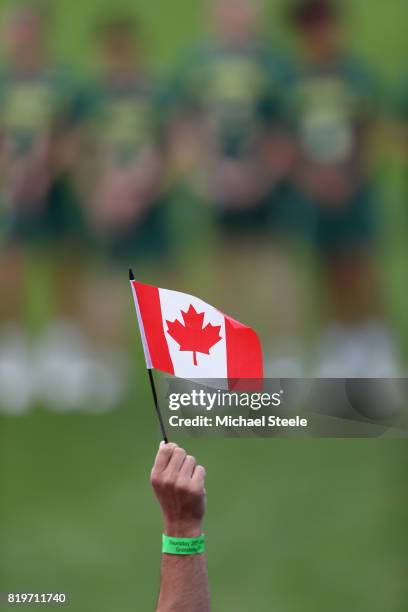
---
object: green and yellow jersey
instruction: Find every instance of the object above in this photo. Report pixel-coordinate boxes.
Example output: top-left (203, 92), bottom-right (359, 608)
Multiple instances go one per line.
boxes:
top-left (170, 41), bottom-right (290, 158)
top-left (284, 56), bottom-right (378, 187)
top-left (0, 67), bottom-right (84, 244)
top-left (283, 56), bottom-right (380, 253)
top-left (84, 77), bottom-right (162, 167)
top-left (0, 68), bottom-right (80, 159)
top-left (78, 75), bottom-right (168, 262)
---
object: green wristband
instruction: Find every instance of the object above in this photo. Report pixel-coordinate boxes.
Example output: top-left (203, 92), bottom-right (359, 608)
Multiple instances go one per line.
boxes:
top-left (162, 534), bottom-right (205, 555)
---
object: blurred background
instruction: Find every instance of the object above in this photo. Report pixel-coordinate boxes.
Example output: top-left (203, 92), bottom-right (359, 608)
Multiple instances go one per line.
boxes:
top-left (0, 0), bottom-right (407, 610)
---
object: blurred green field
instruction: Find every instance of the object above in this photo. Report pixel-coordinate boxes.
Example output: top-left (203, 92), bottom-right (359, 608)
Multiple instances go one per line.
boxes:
top-left (1, 405), bottom-right (408, 611)
top-left (1, 1), bottom-right (408, 610)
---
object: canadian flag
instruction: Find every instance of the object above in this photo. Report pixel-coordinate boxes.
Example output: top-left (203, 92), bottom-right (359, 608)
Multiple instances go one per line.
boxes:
top-left (130, 280), bottom-right (263, 381)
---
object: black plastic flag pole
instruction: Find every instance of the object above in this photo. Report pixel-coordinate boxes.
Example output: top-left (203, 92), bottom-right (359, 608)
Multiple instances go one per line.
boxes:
top-left (147, 368), bottom-right (169, 444)
top-left (129, 268), bottom-right (169, 444)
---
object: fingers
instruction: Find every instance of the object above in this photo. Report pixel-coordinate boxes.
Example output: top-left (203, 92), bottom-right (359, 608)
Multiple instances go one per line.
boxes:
top-left (151, 444), bottom-right (207, 529)
top-left (192, 465), bottom-right (206, 487)
top-left (152, 442), bottom-right (178, 474)
top-left (165, 446), bottom-right (187, 476)
top-left (151, 444), bottom-right (206, 485)
top-left (179, 455), bottom-right (197, 479)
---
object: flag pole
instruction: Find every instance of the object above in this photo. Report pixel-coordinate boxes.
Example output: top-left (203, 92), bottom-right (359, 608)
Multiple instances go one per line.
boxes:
top-left (147, 368), bottom-right (169, 444)
top-left (129, 268), bottom-right (169, 444)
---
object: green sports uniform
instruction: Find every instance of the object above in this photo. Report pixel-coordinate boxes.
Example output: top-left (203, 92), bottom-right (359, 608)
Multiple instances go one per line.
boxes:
top-left (397, 75), bottom-right (408, 120)
top-left (83, 78), bottom-right (168, 262)
top-left (397, 76), bottom-right (408, 221)
top-left (0, 68), bottom-right (85, 246)
top-left (171, 42), bottom-right (292, 232)
top-left (283, 56), bottom-right (379, 254)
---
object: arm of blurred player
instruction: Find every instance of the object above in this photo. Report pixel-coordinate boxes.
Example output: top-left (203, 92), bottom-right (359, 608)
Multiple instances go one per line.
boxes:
top-left (151, 443), bottom-right (210, 612)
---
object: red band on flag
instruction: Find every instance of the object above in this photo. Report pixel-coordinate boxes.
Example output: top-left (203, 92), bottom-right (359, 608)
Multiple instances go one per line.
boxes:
top-left (225, 315), bottom-right (263, 383)
top-left (133, 281), bottom-right (174, 375)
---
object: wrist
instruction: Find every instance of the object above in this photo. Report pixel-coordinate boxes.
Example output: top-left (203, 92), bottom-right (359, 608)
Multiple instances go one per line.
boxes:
top-left (163, 520), bottom-right (203, 538)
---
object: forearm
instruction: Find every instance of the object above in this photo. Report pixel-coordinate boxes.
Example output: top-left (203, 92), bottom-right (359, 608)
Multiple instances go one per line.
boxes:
top-left (157, 552), bottom-right (210, 612)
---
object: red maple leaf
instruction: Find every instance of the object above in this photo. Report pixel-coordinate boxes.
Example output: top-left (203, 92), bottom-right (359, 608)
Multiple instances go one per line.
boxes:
top-left (166, 305), bottom-right (222, 366)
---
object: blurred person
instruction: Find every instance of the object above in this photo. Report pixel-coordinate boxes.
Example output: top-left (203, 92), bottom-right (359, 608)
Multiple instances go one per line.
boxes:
top-left (398, 76), bottom-right (408, 218)
top-left (151, 442), bottom-right (210, 612)
top-left (80, 16), bottom-right (168, 264)
top-left (169, 0), bottom-right (304, 375)
top-left (75, 16), bottom-right (170, 353)
top-left (0, 5), bottom-right (85, 269)
top-left (286, 0), bottom-right (400, 376)
top-left (0, 5), bottom-right (96, 413)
